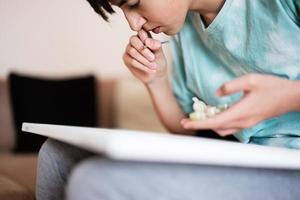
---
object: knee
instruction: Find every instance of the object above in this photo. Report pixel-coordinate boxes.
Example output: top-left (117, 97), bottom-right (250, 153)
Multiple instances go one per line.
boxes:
top-left (38, 138), bottom-right (94, 176)
top-left (36, 139), bottom-right (70, 200)
top-left (38, 138), bottom-right (82, 175)
top-left (39, 139), bottom-right (58, 154)
top-left (38, 139), bottom-right (66, 165)
top-left (38, 139), bottom-right (57, 165)
top-left (66, 158), bottom-right (120, 200)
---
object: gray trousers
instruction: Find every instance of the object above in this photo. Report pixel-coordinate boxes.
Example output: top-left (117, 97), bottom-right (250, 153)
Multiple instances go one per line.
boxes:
top-left (37, 139), bottom-right (300, 200)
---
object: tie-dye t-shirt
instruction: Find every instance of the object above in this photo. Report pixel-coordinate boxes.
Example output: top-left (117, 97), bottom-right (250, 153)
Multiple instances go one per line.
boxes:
top-left (170, 0), bottom-right (300, 148)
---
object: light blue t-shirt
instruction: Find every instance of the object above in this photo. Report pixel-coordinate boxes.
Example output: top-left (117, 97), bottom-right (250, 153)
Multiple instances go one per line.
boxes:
top-left (170, 0), bottom-right (300, 148)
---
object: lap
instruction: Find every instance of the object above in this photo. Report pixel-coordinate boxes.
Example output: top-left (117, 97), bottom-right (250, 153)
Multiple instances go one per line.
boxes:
top-left (67, 158), bottom-right (300, 200)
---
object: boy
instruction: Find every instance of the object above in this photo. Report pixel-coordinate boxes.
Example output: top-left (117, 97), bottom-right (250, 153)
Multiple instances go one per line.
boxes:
top-left (37, 0), bottom-right (300, 199)
top-left (88, 0), bottom-right (300, 148)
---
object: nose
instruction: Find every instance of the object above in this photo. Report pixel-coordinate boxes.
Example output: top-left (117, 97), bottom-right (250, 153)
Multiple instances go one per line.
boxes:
top-left (123, 10), bottom-right (146, 31)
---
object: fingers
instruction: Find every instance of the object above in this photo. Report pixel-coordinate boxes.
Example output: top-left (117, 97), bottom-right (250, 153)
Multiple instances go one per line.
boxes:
top-left (123, 29), bottom-right (165, 76)
top-left (181, 118), bottom-right (241, 137)
top-left (180, 101), bottom-right (258, 133)
top-left (138, 29), bottom-right (162, 51)
top-left (129, 35), bottom-right (155, 61)
top-left (180, 112), bottom-right (235, 130)
top-left (144, 38), bottom-right (162, 51)
top-left (216, 74), bottom-right (256, 97)
top-left (124, 34), bottom-right (158, 73)
top-left (213, 128), bottom-right (241, 137)
top-left (123, 52), bottom-right (156, 74)
top-left (126, 44), bottom-right (157, 70)
top-left (180, 103), bottom-right (245, 130)
top-left (138, 29), bottom-right (151, 42)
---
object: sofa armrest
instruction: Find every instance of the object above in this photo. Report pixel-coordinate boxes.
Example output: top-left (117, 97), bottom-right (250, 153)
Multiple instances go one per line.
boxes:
top-left (0, 174), bottom-right (34, 200)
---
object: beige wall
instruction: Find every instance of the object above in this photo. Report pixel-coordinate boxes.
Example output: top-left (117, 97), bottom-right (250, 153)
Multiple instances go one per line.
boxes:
top-left (0, 0), bottom-right (170, 151)
top-left (0, 0), bottom-right (171, 80)
top-left (115, 77), bottom-right (166, 133)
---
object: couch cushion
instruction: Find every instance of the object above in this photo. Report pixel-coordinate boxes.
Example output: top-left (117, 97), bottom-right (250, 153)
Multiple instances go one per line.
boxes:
top-left (115, 77), bottom-right (167, 132)
top-left (0, 175), bottom-right (34, 200)
top-left (0, 80), bottom-right (15, 151)
top-left (0, 154), bottom-right (37, 194)
top-left (9, 73), bottom-right (98, 152)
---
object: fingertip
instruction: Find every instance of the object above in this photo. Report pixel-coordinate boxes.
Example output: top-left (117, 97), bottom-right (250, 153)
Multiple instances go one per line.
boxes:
top-left (146, 50), bottom-right (155, 61)
top-left (148, 68), bottom-right (157, 73)
top-left (215, 89), bottom-right (223, 97)
top-left (138, 29), bottom-right (147, 42)
top-left (216, 83), bottom-right (229, 96)
top-left (183, 123), bottom-right (191, 129)
top-left (139, 29), bottom-right (146, 34)
top-left (145, 38), bottom-right (161, 50)
top-left (181, 119), bottom-right (192, 129)
top-left (180, 118), bottom-right (188, 124)
top-left (145, 38), bottom-right (152, 47)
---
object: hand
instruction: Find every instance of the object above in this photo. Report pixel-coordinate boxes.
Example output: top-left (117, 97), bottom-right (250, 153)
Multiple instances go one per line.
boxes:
top-left (181, 74), bottom-right (298, 136)
top-left (123, 29), bottom-right (167, 84)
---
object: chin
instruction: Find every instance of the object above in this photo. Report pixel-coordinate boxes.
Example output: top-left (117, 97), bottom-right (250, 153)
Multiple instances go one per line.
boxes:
top-left (164, 28), bottom-right (180, 36)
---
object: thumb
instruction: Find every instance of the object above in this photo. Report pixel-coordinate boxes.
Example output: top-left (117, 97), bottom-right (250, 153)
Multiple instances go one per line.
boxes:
top-left (216, 75), bottom-right (253, 97)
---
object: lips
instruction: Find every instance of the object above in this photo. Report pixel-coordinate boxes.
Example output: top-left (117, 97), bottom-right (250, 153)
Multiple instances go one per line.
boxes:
top-left (152, 27), bottom-right (161, 34)
top-left (143, 26), bottom-right (162, 34)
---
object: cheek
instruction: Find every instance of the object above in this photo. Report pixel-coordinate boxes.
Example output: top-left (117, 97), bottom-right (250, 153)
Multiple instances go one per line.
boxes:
top-left (160, 4), bottom-right (187, 28)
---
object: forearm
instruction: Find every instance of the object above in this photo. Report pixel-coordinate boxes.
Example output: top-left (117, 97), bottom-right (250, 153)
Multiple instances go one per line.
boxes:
top-left (287, 80), bottom-right (300, 112)
top-left (145, 77), bottom-right (195, 135)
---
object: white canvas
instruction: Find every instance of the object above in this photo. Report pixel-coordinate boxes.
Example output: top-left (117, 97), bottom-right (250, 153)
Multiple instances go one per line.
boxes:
top-left (22, 122), bottom-right (300, 169)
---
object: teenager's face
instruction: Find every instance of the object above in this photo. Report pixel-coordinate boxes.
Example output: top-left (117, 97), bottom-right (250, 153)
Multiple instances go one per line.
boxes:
top-left (111, 0), bottom-right (190, 35)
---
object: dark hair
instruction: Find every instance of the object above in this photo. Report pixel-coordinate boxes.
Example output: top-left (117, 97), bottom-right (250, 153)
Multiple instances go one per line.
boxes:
top-left (86, 0), bottom-right (115, 21)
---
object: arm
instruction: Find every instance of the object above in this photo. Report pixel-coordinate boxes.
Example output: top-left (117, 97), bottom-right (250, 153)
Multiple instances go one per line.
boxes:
top-left (181, 74), bottom-right (300, 136)
top-left (122, 29), bottom-right (194, 135)
top-left (145, 76), bottom-right (194, 134)
top-left (287, 80), bottom-right (300, 111)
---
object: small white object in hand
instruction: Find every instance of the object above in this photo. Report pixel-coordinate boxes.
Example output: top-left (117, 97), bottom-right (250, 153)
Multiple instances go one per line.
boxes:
top-left (192, 97), bottom-right (206, 112)
top-left (189, 97), bottom-right (229, 121)
top-left (189, 111), bottom-right (207, 121)
top-left (217, 104), bottom-right (229, 111)
top-left (206, 106), bottom-right (218, 118)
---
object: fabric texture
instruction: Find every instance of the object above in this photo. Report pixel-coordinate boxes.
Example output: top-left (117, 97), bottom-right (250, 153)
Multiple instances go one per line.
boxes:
top-left (67, 156), bottom-right (300, 200)
top-left (170, 0), bottom-right (300, 148)
top-left (37, 139), bottom-right (300, 200)
top-left (36, 139), bottom-right (94, 200)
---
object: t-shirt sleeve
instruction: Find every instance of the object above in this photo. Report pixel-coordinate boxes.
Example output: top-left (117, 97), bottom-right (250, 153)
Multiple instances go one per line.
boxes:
top-left (170, 35), bottom-right (194, 115)
top-left (280, 0), bottom-right (300, 25)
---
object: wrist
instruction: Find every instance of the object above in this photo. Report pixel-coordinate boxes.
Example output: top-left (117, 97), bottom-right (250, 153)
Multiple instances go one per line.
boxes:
top-left (145, 75), bottom-right (169, 90)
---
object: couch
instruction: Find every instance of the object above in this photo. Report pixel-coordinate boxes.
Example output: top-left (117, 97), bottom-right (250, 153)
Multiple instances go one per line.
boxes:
top-left (0, 76), bottom-right (166, 200)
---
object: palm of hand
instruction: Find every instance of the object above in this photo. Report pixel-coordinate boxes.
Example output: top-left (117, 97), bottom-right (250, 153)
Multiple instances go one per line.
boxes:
top-left (181, 74), bottom-right (295, 136)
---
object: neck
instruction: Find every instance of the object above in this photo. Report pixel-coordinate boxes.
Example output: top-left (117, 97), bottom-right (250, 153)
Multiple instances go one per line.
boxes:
top-left (189, 0), bottom-right (225, 24)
